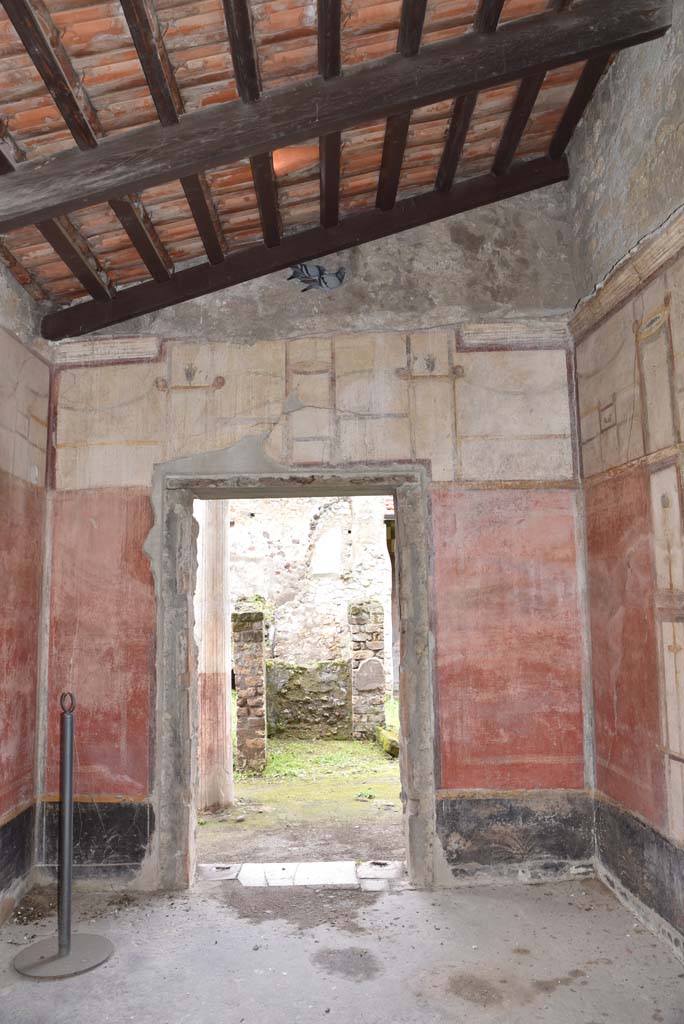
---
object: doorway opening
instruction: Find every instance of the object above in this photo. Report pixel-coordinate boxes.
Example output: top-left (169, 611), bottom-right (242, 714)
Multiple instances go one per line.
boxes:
top-left (192, 494), bottom-right (403, 875)
top-left (153, 465), bottom-right (435, 891)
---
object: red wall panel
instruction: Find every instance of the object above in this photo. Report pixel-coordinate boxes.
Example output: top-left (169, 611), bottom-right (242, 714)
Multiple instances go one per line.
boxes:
top-left (585, 466), bottom-right (666, 830)
top-left (0, 470), bottom-right (44, 819)
top-left (47, 488), bottom-right (155, 799)
top-left (433, 486), bottom-right (585, 791)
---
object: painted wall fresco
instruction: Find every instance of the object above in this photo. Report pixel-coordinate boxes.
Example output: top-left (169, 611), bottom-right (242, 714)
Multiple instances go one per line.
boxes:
top-left (577, 249), bottom-right (684, 844)
top-left (0, 327), bottom-right (48, 904)
top-left (585, 467), bottom-right (666, 829)
top-left (44, 324), bottom-right (584, 873)
top-left (46, 488), bottom-right (155, 799)
top-left (433, 486), bottom-right (585, 791)
top-left (53, 327), bottom-right (574, 490)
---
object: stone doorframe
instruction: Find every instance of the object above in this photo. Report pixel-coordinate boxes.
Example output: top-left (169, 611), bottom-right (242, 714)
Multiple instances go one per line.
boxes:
top-left (144, 440), bottom-right (438, 889)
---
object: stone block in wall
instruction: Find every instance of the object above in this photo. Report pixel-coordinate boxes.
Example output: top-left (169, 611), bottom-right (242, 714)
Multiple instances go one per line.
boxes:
top-left (232, 601), bottom-right (267, 772)
top-left (348, 600), bottom-right (386, 738)
top-left (266, 660), bottom-right (352, 739)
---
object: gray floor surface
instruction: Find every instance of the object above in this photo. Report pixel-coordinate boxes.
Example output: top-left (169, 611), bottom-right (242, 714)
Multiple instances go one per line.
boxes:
top-left (1, 877), bottom-right (682, 1024)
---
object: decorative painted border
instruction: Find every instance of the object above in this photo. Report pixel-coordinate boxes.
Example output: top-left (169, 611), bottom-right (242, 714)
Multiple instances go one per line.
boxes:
top-left (571, 206), bottom-right (684, 342)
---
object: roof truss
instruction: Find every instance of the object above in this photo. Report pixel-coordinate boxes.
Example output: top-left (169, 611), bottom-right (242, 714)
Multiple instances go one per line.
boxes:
top-left (0, 0), bottom-right (671, 339)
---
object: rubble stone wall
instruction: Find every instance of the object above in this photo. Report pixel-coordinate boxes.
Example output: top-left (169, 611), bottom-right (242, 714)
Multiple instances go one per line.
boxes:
top-left (266, 660), bottom-right (352, 739)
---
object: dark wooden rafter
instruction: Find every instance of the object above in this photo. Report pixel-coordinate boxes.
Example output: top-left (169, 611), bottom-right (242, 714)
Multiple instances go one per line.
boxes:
top-left (473, 0), bottom-right (505, 34)
top-left (319, 131), bottom-right (341, 230)
top-left (436, 0), bottom-right (505, 193)
top-left (1, 0), bottom-right (172, 288)
top-left (42, 156), bottom-right (568, 340)
top-left (397, 0), bottom-right (429, 57)
top-left (222, 0), bottom-right (261, 103)
top-left (36, 217), bottom-right (115, 301)
top-left (108, 196), bottom-right (173, 283)
top-left (1, 0), bottom-right (99, 149)
top-left (0, 122), bottom-right (114, 301)
top-left (250, 153), bottom-right (281, 248)
top-left (492, 71), bottom-right (546, 175)
top-left (0, 0), bottom-right (670, 235)
top-left (221, 0), bottom-right (282, 245)
top-left (375, 0), bottom-right (428, 210)
top-left (317, 0), bottom-right (341, 228)
top-left (119, 0), bottom-right (226, 264)
top-left (376, 112), bottom-right (412, 210)
top-left (0, 119), bottom-right (25, 172)
top-left (0, 238), bottom-right (48, 302)
top-left (549, 53), bottom-right (612, 157)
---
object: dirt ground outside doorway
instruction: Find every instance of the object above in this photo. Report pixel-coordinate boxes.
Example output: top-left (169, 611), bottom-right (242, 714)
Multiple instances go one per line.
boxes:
top-left (195, 737), bottom-right (403, 864)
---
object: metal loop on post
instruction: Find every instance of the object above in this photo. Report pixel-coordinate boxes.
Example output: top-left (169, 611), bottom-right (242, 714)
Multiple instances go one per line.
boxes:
top-left (60, 691), bottom-right (76, 713)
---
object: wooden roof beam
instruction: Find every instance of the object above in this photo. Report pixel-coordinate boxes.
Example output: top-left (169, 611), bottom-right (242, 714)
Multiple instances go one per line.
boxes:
top-left (120, 0), bottom-right (226, 264)
top-left (3, 0), bottom-right (176, 287)
top-left (222, 0), bottom-right (261, 103)
top-left (109, 195), bottom-right (173, 283)
top-left (0, 107), bottom-right (115, 301)
top-left (222, 0), bottom-right (281, 246)
top-left (549, 54), bottom-right (612, 157)
top-left (42, 155), bottom-right (568, 340)
top-left (436, 0), bottom-right (505, 193)
top-left (37, 218), bottom-right (115, 301)
top-left (375, 0), bottom-right (428, 211)
top-left (318, 0), bottom-right (341, 228)
top-left (250, 154), bottom-right (280, 248)
top-left (2, 0), bottom-right (99, 149)
top-left (0, 0), bottom-right (671, 234)
top-left (492, 72), bottom-right (546, 175)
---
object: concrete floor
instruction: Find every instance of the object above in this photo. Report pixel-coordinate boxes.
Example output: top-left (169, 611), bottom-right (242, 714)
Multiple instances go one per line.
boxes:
top-left (1, 878), bottom-right (682, 1024)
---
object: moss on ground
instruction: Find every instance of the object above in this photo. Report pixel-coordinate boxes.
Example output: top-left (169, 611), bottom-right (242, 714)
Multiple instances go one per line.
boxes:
top-left (199, 736), bottom-right (401, 835)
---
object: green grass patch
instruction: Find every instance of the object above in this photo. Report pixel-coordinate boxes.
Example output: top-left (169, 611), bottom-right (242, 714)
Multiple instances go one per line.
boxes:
top-left (384, 695), bottom-right (400, 733)
top-left (235, 737), bottom-right (397, 781)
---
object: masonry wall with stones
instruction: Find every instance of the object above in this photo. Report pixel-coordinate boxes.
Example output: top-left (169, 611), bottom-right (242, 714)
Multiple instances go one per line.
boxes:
top-left (266, 661), bottom-right (352, 740)
top-left (232, 605), bottom-right (267, 772)
top-left (349, 601), bottom-right (386, 739)
top-left (0, 327), bottom-right (48, 912)
top-left (226, 495), bottom-right (393, 685)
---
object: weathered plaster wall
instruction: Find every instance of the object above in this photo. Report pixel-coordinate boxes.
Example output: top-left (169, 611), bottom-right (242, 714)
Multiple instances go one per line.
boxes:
top-left (44, 320), bottom-right (587, 880)
top-left (46, 488), bottom-right (155, 800)
top-left (0, 261), bottom-right (42, 348)
top-left (227, 495), bottom-right (393, 682)
top-left (576, 234), bottom-right (684, 943)
top-left (568, 2), bottom-right (684, 296)
top-left (0, 328), bottom-right (48, 913)
top-left (433, 487), bottom-right (585, 793)
top-left (51, 326), bottom-right (575, 488)
top-left (36, 487), bottom-right (157, 878)
top-left (75, 188), bottom-right (577, 344)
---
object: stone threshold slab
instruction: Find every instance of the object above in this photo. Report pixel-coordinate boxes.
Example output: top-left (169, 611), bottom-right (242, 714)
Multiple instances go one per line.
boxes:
top-left (197, 859), bottom-right (406, 889)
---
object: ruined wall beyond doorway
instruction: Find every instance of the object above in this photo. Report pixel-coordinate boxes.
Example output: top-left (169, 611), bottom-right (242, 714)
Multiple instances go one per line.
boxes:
top-left (233, 602), bottom-right (267, 773)
top-left (349, 600), bottom-right (386, 739)
top-left (226, 495), bottom-right (394, 687)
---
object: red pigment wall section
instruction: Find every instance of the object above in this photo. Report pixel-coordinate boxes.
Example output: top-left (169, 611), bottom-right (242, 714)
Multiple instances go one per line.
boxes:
top-left (585, 466), bottom-right (666, 830)
top-left (433, 486), bottom-right (585, 791)
top-left (0, 470), bottom-right (44, 819)
top-left (46, 488), bottom-right (155, 799)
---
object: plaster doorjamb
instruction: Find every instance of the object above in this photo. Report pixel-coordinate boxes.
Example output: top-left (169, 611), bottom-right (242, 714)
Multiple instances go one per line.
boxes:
top-left (145, 446), bottom-right (438, 889)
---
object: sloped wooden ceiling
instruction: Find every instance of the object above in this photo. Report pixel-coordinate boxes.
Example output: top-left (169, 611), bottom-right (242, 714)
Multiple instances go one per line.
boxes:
top-left (0, 0), bottom-right (672, 338)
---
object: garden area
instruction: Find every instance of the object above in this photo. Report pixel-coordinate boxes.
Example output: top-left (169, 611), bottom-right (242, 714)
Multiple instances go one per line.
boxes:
top-left (195, 698), bottom-right (402, 864)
